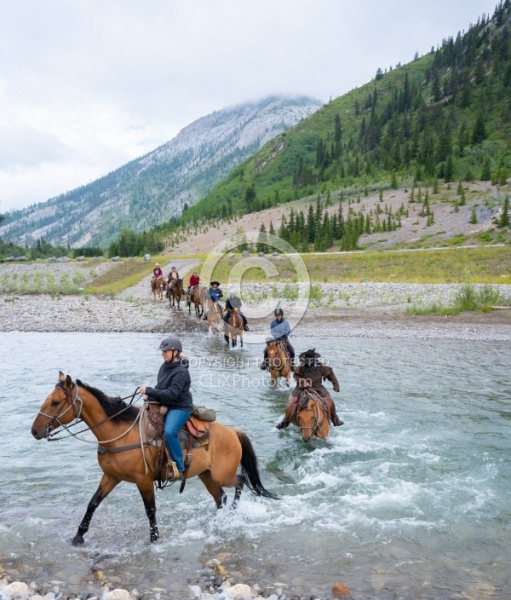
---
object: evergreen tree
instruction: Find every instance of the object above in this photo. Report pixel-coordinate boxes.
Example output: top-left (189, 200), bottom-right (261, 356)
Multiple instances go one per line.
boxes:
top-left (497, 196), bottom-right (510, 228)
top-left (469, 206), bottom-right (478, 224)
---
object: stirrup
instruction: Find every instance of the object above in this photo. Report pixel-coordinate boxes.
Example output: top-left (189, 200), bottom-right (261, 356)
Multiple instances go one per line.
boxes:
top-left (167, 461), bottom-right (183, 482)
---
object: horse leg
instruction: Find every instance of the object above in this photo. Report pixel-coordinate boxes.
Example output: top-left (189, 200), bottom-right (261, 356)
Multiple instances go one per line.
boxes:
top-left (72, 474), bottom-right (119, 545)
top-left (224, 333), bottom-right (229, 343)
top-left (232, 474), bottom-right (245, 509)
top-left (137, 483), bottom-right (159, 542)
top-left (199, 471), bottom-right (227, 509)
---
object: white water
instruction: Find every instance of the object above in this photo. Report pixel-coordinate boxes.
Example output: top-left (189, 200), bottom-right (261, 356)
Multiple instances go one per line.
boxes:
top-left (1, 332), bottom-right (510, 599)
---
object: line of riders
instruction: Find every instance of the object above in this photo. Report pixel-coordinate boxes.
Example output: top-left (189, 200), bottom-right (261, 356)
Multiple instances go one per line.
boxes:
top-left (143, 334), bottom-right (344, 482)
top-left (148, 263), bottom-right (344, 481)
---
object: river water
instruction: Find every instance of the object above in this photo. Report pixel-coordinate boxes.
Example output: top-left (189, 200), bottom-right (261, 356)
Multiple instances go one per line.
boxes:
top-left (1, 332), bottom-right (510, 599)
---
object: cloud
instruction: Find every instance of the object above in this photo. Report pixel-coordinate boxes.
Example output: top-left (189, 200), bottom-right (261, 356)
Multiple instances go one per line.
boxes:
top-left (0, 0), bottom-right (499, 212)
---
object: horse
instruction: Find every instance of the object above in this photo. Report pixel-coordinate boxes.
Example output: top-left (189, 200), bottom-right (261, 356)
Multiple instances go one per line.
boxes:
top-left (151, 276), bottom-right (167, 302)
top-left (186, 284), bottom-right (203, 317)
top-left (166, 277), bottom-right (184, 309)
top-left (31, 373), bottom-right (278, 545)
top-left (224, 308), bottom-right (243, 348)
top-left (266, 340), bottom-right (291, 387)
top-left (290, 389), bottom-right (330, 442)
top-left (204, 297), bottom-right (222, 336)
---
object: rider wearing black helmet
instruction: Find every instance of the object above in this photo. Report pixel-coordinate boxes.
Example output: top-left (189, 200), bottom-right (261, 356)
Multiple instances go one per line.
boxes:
top-left (140, 336), bottom-right (192, 482)
top-left (259, 307), bottom-right (295, 370)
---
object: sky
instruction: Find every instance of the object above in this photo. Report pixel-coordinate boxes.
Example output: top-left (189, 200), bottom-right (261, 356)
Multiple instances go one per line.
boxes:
top-left (0, 0), bottom-right (499, 213)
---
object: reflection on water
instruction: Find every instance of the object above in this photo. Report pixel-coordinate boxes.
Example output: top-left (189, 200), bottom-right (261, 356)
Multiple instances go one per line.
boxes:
top-left (1, 332), bottom-right (511, 599)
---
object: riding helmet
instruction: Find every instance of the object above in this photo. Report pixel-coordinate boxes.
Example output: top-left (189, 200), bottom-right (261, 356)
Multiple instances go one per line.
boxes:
top-left (159, 336), bottom-right (183, 352)
top-left (229, 289), bottom-right (236, 296)
top-left (274, 307), bottom-right (284, 316)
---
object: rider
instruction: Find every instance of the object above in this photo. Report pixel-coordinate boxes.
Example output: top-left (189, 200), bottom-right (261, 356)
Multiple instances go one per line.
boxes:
top-left (167, 266), bottom-right (180, 289)
top-left (187, 271), bottom-right (201, 295)
top-left (276, 348), bottom-right (344, 429)
top-left (140, 336), bottom-right (193, 482)
top-left (152, 263), bottom-right (163, 285)
top-left (260, 307), bottom-right (295, 369)
top-left (203, 280), bottom-right (223, 319)
top-left (223, 290), bottom-right (249, 331)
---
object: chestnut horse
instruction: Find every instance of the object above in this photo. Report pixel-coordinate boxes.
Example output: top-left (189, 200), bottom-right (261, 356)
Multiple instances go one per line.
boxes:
top-left (290, 389), bottom-right (330, 442)
top-left (224, 308), bottom-right (243, 348)
top-left (186, 284), bottom-right (203, 317)
top-left (151, 276), bottom-right (167, 301)
top-left (166, 277), bottom-right (184, 309)
top-left (31, 373), bottom-right (278, 545)
top-left (266, 340), bottom-right (291, 387)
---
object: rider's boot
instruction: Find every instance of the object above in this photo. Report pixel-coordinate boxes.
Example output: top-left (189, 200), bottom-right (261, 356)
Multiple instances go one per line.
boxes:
top-left (331, 414), bottom-right (344, 426)
top-left (243, 323), bottom-right (250, 331)
top-left (276, 418), bottom-right (289, 430)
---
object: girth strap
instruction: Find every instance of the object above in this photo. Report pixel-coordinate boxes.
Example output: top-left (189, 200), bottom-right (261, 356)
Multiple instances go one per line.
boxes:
top-left (98, 442), bottom-right (152, 455)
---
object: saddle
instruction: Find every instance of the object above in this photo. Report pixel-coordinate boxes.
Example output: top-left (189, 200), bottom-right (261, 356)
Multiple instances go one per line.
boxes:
top-left (145, 403), bottom-right (211, 489)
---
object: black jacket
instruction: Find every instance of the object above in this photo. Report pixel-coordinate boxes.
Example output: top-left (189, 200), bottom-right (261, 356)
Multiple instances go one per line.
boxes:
top-left (145, 359), bottom-right (193, 410)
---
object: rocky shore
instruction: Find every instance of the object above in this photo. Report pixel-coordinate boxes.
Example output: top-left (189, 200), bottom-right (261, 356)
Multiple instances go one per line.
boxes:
top-left (1, 279), bottom-right (511, 340)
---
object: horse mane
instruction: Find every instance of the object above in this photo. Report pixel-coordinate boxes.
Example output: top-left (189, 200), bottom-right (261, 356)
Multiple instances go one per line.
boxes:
top-left (76, 380), bottom-right (140, 422)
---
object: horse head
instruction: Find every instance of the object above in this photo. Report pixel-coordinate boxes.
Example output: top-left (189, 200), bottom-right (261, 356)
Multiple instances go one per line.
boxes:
top-left (31, 371), bottom-right (82, 440)
top-left (296, 391), bottom-right (328, 442)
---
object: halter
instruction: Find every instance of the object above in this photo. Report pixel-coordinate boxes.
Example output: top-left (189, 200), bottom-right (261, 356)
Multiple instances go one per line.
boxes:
top-left (38, 381), bottom-right (83, 439)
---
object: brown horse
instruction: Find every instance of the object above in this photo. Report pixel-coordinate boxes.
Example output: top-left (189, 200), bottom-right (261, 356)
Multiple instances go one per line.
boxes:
top-left (204, 297), bottom-right (222, 335)
top-left (224, 308), bottom-right (243, 348)
top-left (166, 277), bottom-right (184, 309)
top-left (186, 284), bottom-right (203, 317)
top-left (31, 373), bottom-right (278, 545)
top-left (151, 276), bottom-right (167, 301)
top-left (266, 340), bottom-right (291, 387)
top-left (290, 389), bottom-right (331, 442)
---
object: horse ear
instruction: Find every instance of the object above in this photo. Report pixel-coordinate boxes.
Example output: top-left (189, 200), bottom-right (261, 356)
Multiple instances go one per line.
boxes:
top-left (64, 375), bottom-right (73, 390)
top-left (58, 371), bottom-right (65, 381)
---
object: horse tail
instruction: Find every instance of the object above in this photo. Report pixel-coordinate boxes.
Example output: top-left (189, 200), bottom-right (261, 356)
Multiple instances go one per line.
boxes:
top-left (236, 430), bottom-right (279, 499)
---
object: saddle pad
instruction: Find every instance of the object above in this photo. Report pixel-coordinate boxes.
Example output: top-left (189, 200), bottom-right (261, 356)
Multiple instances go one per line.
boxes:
top-left (178, 429), bottom-right (210, 450)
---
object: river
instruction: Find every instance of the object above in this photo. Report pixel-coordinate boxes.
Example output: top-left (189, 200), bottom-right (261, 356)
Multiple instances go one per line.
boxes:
top-left (1, 332), bottom-right (510, 599)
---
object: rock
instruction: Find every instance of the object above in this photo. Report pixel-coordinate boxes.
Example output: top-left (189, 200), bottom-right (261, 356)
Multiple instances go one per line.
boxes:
top-left (332, 581), bottom-right (351, 596)
top-left (188, 585), bottom-right (202, 599)
top-left (143, 254), bottom-right (151, 261)
top-left (103, 590), bottom-right (130, 600)
top-left (223, 583), bottom-right (252, 598)
top-left (3, 582), bottom-right (28, 596)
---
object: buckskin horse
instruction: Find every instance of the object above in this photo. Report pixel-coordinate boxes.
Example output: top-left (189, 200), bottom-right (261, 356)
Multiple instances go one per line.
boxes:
top-left (151, 276), bottom-right (167, 302)
top-left (224, 308), bottom-right (243, 348)
top-left (186, 284), bottom-right (203, 317)
top-left (288, 389), bottom-right (331, 442)
top-left (166, 277), bottom-right (184, 309)
top-left (266, 340), bottom-right (291, 387)
top-left (31, 373), bottom-right (278, 545)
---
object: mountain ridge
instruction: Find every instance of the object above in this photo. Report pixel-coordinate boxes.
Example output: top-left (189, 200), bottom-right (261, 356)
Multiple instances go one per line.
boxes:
top-left (0, 95), bottom-right (322, 248)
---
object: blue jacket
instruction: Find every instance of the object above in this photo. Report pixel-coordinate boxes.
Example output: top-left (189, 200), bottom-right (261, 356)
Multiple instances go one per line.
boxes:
top-left (145, 359), bottom-right (193, 410)
top-left (209, 286), bottom-right (223, 302)
top-left (270, 317), bottom-right (291, 342)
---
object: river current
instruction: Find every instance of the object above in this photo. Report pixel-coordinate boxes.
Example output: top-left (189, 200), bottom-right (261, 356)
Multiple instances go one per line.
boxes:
top-left (1, 331), bottom-right (510, 599)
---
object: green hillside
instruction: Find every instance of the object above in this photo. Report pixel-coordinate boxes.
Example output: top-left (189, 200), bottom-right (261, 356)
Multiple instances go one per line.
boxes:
top-left (154, 1), bottom-right (511, 240)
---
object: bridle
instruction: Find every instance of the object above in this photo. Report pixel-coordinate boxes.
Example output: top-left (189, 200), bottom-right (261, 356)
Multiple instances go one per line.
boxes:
top-left (39, 381), bottom-right (142, 443)
top-left (38, 382), bottom-right (83, 439)
top-left (296, 390), bottom-right (327, 437)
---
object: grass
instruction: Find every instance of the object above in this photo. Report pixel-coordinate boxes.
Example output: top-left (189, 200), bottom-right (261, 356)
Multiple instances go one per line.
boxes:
top-left (84, 260), bottom-right (155, 294)
top-left (197, 246), bottom-right (511, 285)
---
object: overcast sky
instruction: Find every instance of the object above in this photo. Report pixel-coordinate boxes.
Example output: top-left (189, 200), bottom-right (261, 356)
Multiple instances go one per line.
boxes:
top-left (0, 0), bottom-right (498, 213)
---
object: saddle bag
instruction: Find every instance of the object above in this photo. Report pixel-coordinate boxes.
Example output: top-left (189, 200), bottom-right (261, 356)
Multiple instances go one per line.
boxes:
top-left (191, 404), bottom-right (216, 422)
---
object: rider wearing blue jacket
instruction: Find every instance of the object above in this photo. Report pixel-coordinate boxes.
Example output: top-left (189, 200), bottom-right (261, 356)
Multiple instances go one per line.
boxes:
top-left (260, 308), bottom-right (295, 369)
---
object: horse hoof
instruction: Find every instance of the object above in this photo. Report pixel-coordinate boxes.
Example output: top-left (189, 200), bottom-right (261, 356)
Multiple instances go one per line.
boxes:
top-left (72, 535), bottom-right (84, 546)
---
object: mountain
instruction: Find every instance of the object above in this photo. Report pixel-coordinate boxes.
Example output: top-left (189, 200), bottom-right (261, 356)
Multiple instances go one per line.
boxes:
top-left (0, 96), bottom-right (322, 248)
top-left (156, 1), bottom-right (511, 242)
